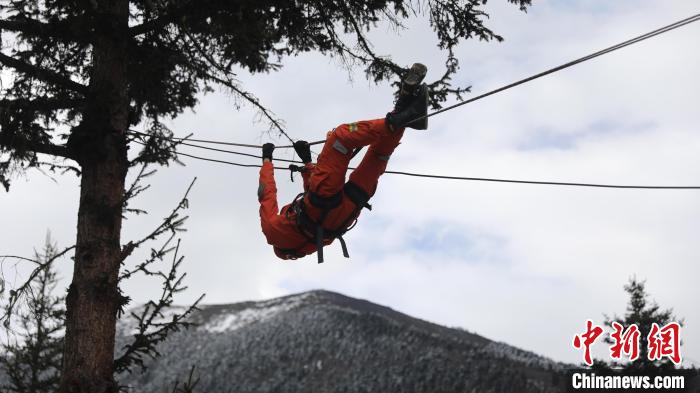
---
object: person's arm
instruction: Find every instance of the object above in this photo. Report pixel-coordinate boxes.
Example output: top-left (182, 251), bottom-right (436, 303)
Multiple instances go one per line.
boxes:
top-left (301, 162), bottom-right (315, 192)
top-left (258, 159), bottom-right (279, 216)
top-left (258, 145), bottom-right (279, 235)
top-left (294, 141), bottom-right (314, 192)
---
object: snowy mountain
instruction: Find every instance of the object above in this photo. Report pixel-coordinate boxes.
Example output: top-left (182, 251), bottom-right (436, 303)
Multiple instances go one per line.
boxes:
top-left (116, 290), bottom-right (567, 392)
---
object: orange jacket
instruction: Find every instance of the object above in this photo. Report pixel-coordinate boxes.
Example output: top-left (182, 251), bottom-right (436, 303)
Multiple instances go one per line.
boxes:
top-left (258, 161), bottom-right (317, 259)
top-left (258, 119), bottom-right (403, 261)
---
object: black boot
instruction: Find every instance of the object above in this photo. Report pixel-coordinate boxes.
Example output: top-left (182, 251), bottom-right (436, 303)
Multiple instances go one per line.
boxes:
top-left (386, 83), bottom-right (429, 130)
top-left (394, 63), bottom-right (428, 113)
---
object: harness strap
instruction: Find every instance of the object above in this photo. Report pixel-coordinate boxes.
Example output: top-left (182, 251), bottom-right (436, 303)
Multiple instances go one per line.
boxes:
top-left (308, 190), bottom-right (342, 210)
top-left (313, 208), bottom-right (331, 264)
top-left (337, 236), bottom-right (350, 258)
top-left (343, 182), bottom-right (372, 210)
top-left (315, 225), bottom-right (325, 263)
top-left (289, 183), bottom-right (373, 263)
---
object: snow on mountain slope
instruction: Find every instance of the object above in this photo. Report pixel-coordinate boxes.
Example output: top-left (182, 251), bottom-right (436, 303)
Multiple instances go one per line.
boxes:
top-left (200, 292), bottom-right (312, 333)
top-left (116, 290), bottom-right (567, 393)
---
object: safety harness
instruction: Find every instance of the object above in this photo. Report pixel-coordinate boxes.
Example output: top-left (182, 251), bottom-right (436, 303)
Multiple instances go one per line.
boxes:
top-left (278, 179), bottom-right (372, 264)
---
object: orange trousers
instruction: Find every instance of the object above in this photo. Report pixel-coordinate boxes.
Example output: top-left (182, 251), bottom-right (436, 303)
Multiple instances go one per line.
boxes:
top-left (258, 118), bottom-right (405, 260)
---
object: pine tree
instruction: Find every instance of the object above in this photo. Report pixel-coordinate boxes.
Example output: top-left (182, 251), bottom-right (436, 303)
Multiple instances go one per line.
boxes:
top-left (0, 1), bottom-right (532, 391)
top-left (0, 235), bottom-right (65, 393)
top-left (603, 277), bottom-right (681, 371)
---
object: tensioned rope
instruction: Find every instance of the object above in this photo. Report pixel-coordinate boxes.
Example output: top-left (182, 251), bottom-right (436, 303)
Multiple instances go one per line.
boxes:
top-left (131, 139), bottom-right (700, 189)
top-left (416, 12), bottom-right (700, 123)
top-left (128, 13), bottom-right (700, 190)
top-left (129, 13), bottom-right (700, 149)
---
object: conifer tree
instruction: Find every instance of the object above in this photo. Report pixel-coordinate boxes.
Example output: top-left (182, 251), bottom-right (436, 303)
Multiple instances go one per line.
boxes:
top-left (0, 235), bottom-right (65, 393)
top-left (602, 277), bottom-right (681, 371)
top-left (0, 1), bottom-right (531, 391)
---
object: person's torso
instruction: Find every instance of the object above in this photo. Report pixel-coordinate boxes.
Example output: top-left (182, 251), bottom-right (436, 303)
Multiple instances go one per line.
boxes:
top-left (264, 197), bottom-right (363, 257)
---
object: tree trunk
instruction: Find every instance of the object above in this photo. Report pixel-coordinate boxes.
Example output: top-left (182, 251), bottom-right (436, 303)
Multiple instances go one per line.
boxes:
top-left (60, 1), bottom-right (129, 392)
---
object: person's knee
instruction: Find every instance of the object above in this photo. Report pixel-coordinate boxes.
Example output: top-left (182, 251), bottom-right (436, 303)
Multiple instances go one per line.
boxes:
top-left (330, 136), bottom-right (352, 156)
top-left (318, 131), bottom-right (350, 161)
top-left (368, 143), bottom-right (398, 160)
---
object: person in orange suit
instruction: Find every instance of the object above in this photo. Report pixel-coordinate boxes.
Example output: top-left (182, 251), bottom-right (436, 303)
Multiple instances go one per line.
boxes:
top-left (258, 63), bottom-right (429, 263)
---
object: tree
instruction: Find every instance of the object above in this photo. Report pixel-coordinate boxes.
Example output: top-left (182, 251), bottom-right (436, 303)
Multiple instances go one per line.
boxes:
top-left (0, 235), bottom-right (65, 393)
top-left (114, 174), bottom-right (203, 381)
top-left (0, 178), bottom-right (203, 391)
top-left (0, 1), bottom-right (531, 391)
top-left (601, 277), bottom-right (681, 371)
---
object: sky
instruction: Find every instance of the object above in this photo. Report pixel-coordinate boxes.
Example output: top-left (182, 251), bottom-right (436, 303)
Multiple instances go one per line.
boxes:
top-left (1, 0), bottom-right (699, 366)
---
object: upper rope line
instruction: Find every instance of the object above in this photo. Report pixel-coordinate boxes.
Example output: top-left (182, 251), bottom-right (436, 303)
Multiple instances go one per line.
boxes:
top-left (417, 12), bottom-right (700, 123)
top-left (128, 12), bottom-right (700, 149)
top-left (126, 13), bottom-right (700, 190)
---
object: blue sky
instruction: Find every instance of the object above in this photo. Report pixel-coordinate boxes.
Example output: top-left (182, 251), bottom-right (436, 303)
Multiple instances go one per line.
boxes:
top-left (1, 0), bottom-right (699, 366)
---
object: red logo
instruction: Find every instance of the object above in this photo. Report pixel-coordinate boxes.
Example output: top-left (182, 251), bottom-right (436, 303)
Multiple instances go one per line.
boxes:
top-left (648, 322), bottom-right (682, 364)
top-left (609, 322), bottom-right (640, 361)
top-left (573, 320), bottom-right (682, 366)
top-left (573, 319), bottom-right (604, 366)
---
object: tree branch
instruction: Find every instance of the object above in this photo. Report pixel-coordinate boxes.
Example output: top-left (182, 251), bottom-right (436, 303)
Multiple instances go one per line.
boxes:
top-left (0, 52), bottom-right (88, 94)
top-left (339, 3), bottom-right (403, 76)
top-left (0, 17), bottom-right (88, 42)
top-left (179, 33), bottom-right (289, 140)
top-left (21, 141), bottom-right (72, 159)
top-left (129, 0), bottom-right (197, 37)
top-left (0, 18), bottom-right (53, 35)
top-left (120, 178), bottom-right (195, 262)
top-left (115, 238), bottom-right (204, 374)
top-left (0, 97), bottom-right (82, 112)
top-left (0, 135), bottom-right (73, 160)
top-left (121, 163), bottom-right (154, 218)
top-left (130, 16), bottom-right (177, 37)
top-left (0, 245), bottom-right (75, 325)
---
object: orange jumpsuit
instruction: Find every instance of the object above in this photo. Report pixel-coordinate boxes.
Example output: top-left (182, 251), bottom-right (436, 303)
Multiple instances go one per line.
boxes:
top-left (258, 118), bottom-right (405, 260)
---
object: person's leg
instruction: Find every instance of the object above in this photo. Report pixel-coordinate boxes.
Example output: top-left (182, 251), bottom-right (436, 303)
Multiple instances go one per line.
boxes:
top-left (308, 118), bottom-right (394, 197)
top-left (306, 62), bottom-right (428, 198)
top-left (347, 127), bottom-right (406, 197)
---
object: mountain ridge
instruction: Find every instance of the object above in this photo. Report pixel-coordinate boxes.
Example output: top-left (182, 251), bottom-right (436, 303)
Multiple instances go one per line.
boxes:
top-left (117, 289), bottom-right (566, 392)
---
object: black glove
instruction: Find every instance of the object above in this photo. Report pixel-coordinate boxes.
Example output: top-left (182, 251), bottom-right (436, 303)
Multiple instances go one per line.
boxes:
top-left (262, 143), bottom-right (275, 161)
top-left (293, 140), bottom-right (312, 164)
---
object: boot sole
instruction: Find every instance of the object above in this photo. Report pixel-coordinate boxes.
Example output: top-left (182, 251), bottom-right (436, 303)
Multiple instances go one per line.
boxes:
top-left (404, 63), bottom-right (428, 87)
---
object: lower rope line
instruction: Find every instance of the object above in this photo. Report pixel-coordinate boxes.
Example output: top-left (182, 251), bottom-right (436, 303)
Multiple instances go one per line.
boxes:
top-left (132, 139), bottom-right (700, 190)
top-left (175, 151), bottom-right (289, 170)
top-left (381, 170), bottom-right (700, 189)
top-left (162, 146), bottom-right (700, 190)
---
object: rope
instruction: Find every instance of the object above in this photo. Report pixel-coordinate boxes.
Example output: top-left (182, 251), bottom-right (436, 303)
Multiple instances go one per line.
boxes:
top-left (128, 128), bottom-right (323, 149)
top-left (138, 141), bottom-right (700, 190)
top-left (177, 140), bottom-right (305, 164)
top-left (127, 13), bottom-right (700, 149)
top-left (418, 12), bottom-right (700, 122)
top-left (380, 170), bottom-right (700, 189)
top-left (134, 133), bottom-right (700, 190)
top-left (126, 13), bottom-right (700, 190)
